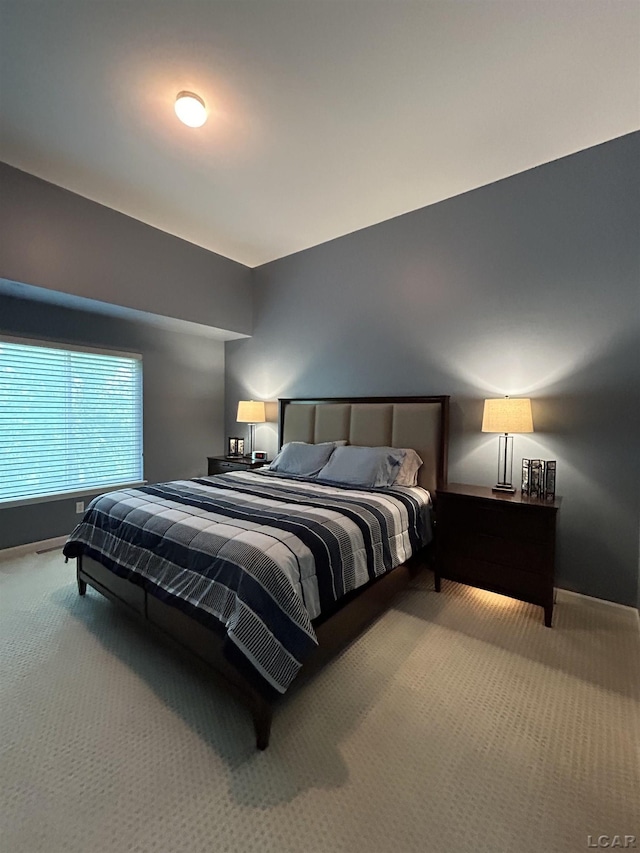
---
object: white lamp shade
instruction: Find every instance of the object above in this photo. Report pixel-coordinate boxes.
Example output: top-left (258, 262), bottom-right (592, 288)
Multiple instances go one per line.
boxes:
top-left (482, 398), bottom-right (533, 434)
top-left (174, 91), bottom-right (207, 127)
top-left (236, 400), bottom-right (266, 424)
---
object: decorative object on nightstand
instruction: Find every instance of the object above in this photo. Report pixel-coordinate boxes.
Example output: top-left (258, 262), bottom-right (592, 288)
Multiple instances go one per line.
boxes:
top-left (434, 483), bottom-right (561, 626)
top-left (482, 396), bottom-right (534, 493)
top-left (236, 400), bottom-right (266, 457)
top-left (522, 459), bottom-right (557, 500)
top-left (544, 460), bottom-right (556, 500)
top-left (227, 437), bottom-right (244, 457)
top-left (529, 459), bottom-right (544, 498)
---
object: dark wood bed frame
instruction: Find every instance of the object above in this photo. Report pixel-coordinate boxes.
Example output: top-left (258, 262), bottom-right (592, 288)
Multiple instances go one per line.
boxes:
top-left (75, 395), bottom-right (450, 749)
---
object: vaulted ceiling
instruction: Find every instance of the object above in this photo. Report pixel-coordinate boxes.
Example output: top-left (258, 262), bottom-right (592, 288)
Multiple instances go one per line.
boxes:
top-left (1, 1), bottom-right (638, 267)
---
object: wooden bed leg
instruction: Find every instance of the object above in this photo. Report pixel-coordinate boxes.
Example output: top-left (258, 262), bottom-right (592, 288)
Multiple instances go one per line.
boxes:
top-left (434, 571), bottom-right (441, 592)
top-left (76, 562), bottom-right (87, 596)
top-left (254, 708), bottom-right (272, 750)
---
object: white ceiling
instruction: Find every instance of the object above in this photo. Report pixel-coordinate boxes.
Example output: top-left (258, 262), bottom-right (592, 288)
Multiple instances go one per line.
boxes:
top-left (1, 1), bottom-right (638, 268)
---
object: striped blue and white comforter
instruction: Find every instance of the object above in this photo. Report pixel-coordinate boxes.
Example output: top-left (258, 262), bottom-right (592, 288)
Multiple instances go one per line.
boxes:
top-left (63, 471), bottom-right (432, 694)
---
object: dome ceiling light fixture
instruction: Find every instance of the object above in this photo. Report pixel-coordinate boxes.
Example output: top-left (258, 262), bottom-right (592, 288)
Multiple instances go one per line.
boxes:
top-left (174, 91), bottom-right (207, 127)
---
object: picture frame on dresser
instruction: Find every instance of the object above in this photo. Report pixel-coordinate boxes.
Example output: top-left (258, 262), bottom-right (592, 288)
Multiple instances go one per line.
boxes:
top-left (227, 437), bottom-right (244, 457)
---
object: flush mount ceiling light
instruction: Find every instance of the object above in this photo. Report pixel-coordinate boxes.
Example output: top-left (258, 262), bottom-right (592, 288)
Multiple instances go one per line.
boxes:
top-left (174, 91), bottom-right (207, 127)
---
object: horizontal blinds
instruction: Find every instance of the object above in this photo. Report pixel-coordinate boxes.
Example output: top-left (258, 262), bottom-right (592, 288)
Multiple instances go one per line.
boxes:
top-left (0, 340), bottom-right (143, 502)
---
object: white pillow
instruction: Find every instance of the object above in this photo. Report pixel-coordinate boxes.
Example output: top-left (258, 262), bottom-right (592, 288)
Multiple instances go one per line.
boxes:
top-left (268, 441), bottom-right (338, 476)
top-left (392, 448), bottom-right (424, 486)
top-left (317, 445), bottom-right (404, 488)
top-left (268, 440), bottom-right (347, 471)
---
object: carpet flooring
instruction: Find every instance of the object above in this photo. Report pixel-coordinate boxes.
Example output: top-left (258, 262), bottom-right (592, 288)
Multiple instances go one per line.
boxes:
top-left (1, 550), bottom-right (638, 853)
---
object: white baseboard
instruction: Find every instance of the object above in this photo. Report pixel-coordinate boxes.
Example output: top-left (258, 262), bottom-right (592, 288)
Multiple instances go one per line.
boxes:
top-left (0, 535), bottom-right (68, 562)
top-left (556, 587), bottom-right (640, 624)
top-left (2, 541), bottom-right (638, 628)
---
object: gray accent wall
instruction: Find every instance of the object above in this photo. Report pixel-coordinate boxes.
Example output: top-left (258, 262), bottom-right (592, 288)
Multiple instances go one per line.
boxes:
top-left (0, 163), bottom-right (253, 337)
top-left (0, 162), bottom-right (252, 550)
top-left (226, 132), bottom-right (640, 607)
top-left (0, 293), bottom-right (225, 550)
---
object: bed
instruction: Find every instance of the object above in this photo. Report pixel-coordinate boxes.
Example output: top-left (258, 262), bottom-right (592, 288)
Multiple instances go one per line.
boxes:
top-left (64, 395), bottom-right (449, 748)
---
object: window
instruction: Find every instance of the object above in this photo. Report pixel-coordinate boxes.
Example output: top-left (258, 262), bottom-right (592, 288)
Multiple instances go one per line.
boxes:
top-left (0, 337), bottom-right (143, 505)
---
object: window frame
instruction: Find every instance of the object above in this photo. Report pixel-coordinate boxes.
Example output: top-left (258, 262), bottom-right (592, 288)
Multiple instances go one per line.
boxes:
top-left (0, 334), bottom-right (145, 508)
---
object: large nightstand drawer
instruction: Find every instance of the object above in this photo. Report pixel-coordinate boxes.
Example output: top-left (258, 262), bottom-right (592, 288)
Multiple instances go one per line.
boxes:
top-left (211, 459), bottom-right (250, 473)
top-left (437, 496), bottom-right (554, 543)
top-left (207, 456), bottom-right (265, 475)
top-left (441, 553), bottom-right (549, 606)
top-left (438, 530), bottom-right (553, 575)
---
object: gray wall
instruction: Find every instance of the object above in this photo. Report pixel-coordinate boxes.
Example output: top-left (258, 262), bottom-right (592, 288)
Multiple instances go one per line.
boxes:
top-left (0, 162), bottom-right (252, 550)
top-left (0, 163), bottom-right (253, 336)
top-left (226, 132), bottom-right (640, 607)
top-left (1, 136), bottom-right (638, 606)
top-left (0, 293), bottom-right (225, 550)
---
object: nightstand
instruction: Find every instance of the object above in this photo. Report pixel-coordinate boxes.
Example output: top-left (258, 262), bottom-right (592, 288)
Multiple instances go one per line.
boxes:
top-left (434, 483), bottom-right (561, 627)
top-left (207, 455), bottom-right (266, 475)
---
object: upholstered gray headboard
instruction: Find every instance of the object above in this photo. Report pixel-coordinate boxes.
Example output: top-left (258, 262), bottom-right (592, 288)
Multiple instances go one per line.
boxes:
top-left (278, 396), bottom-right (449, 493)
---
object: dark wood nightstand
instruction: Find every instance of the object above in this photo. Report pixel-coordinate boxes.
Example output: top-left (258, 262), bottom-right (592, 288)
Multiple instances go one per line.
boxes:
top-left (207, 455), bottom-right (267, 475)
top-left (434, 483), bottom-right (561, 627)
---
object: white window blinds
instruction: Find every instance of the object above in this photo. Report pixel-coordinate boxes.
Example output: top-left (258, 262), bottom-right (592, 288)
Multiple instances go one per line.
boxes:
top-left (0, 338), bottom-right (143, 503)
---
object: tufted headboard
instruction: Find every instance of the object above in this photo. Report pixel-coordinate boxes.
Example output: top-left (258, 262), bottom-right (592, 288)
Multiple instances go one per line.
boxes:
top-left (278, 396), bottom-right (449, 494)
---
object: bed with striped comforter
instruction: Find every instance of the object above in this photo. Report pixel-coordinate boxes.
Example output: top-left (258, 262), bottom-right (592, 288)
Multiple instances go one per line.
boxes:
top-left (63, 470), bottom-right (432, 695)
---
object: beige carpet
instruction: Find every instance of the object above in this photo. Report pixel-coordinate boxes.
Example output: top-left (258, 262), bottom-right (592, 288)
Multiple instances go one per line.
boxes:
top-left (1, 550), bottom-right (638, 853)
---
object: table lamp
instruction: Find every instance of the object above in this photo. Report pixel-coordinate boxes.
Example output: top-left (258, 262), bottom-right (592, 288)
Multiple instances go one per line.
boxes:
top-left (236, 400), bottom-right (266, 457)
top-left (482, 397), bottom-right (534, 493)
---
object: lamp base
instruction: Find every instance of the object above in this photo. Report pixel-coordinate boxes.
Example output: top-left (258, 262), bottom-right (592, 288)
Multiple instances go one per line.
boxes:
top-left (493, 434), bottom-right (515, 494)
